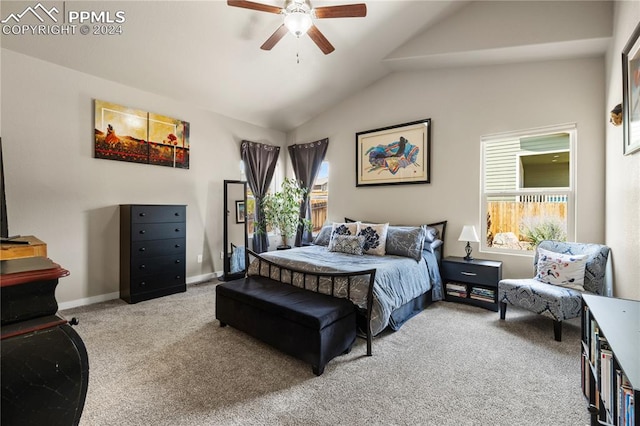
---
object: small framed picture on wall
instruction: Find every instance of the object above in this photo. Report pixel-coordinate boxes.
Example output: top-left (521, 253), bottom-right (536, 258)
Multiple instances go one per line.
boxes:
top-left (235, 201), bottom-right (245, 224)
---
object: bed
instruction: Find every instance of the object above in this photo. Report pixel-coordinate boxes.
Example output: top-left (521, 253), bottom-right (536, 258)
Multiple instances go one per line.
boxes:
top-left (247, 220), bottom-right (446, 337)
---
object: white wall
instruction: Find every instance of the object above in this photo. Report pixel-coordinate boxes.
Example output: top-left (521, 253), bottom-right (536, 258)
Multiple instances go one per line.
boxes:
top-left (605, 2), bottom-right (640, 301)
top-left (289, 57), bottom-right (606, 281)
top-left (1, 49), bottom-right (286, 306)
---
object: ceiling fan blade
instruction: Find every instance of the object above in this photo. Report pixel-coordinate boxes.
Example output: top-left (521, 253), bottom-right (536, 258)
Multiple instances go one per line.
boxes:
top-left (313, 4), bottom-right (367, 19)
top-left (227, 0), bottom-right (283, 15)
top-left (307, 25), bottom-right (335, 55)
top-left (261, 24), bottom-right (288, 51)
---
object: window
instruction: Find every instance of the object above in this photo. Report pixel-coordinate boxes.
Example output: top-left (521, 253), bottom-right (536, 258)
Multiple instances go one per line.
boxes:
top-left (480, 124), bottom-right (576, 255)
top-left (240, 161), bottom-right (328, 237)
top-left (240, 162), bottom-right (279, 236)
top-left (309, 162), bottom-right (329, 235)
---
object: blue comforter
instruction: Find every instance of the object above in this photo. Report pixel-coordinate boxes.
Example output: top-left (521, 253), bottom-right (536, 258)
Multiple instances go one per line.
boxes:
top-left (247, 245), bottom-right (442, 335)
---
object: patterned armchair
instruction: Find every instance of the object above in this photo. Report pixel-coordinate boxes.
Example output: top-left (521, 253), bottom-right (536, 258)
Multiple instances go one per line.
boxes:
top-left (498, 240), bottom-right (610, 341)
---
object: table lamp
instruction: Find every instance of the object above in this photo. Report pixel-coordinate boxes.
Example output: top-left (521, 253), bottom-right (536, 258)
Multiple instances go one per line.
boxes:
top-left (458, 225), bottom-right (480, 261)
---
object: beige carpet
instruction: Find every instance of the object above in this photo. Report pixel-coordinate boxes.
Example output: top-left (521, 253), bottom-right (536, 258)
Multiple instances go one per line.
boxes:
top-left (61, 280), bottom-right (589, 426)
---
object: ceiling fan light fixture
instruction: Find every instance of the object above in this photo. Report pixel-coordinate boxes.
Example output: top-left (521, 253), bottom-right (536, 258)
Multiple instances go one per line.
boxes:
top-left (284, 11), bottom-right (312, 37)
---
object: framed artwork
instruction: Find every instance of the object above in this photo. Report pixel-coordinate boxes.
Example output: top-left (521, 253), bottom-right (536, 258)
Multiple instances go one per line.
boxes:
top-left (623, 22), bottom-right (640, 155)
top-left (356, 118), bottom-right (431, 187)
top-left (235, 200), bottom-right (246, 224)
top-left (94, 99), bottom-right (190, 168)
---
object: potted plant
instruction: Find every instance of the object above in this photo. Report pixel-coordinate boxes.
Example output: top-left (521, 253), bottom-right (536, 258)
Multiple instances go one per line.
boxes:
top-left (261, 177), bottom-right (311, 249)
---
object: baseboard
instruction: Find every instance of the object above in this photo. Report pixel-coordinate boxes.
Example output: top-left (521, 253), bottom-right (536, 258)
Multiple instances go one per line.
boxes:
top-left (58, 272), bottom-right (222, 311)
top-left (187, 272), bottom-right (220, 284)
top-left (58, 291), bottom-right (120, 311)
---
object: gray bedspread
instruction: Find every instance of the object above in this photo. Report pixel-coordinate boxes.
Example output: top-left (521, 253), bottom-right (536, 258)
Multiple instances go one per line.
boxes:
top-left (247, 245), bottom-right (442, 335)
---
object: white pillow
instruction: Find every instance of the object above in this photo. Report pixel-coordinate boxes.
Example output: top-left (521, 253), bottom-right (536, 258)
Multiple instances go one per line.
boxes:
top-left (330, 222), bottom-right (359, 236)
top-left (357, 223), bottom-right (389, 256)
top-left (535, 248), bottom-right (588, 291)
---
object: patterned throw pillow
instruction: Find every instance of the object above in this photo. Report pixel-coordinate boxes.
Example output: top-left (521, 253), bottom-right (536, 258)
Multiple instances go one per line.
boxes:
top-left (327, 222), bottom-right (360, 251)
top-left (331, 221), bottom-right (359, 238)
top-left (385, 226), bottom-right (426, 261)
top-left (534, 248), bottom-right (588, 291)
top-left (357, 223), bottom-right (389, 256)
top-left (328, 235), bottom-right (365, 255)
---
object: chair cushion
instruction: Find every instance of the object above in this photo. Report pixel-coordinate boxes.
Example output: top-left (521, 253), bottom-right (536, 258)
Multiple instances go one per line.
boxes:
top-left (498, 278), bottom-right (583, 321)
top-left (535, 241), bottom-right (610, 295)
top-left (535, 248), bottom-right (588, 291)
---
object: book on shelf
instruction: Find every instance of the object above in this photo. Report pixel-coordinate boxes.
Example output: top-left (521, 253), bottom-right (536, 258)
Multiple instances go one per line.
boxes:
top-left (446, 282), bottom-right (467, 298)
top-left (599, 337), bottom-right (613, 419)
top-left (618, 375), bottom-right (635, 426)
top-left (469, 287), bottom-right (495, 303)
top-left (582, 351), bottom-right (591, 400)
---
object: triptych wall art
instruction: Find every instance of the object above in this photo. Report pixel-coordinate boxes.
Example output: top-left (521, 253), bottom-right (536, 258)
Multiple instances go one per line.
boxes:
top-left (94, 100), bottom-right (190, 169)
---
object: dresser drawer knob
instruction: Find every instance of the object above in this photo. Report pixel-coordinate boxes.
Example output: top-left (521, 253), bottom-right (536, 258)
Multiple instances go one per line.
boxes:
top-left (139, 212), bottom-right (146, 217)
top-left (175, 244), bottom-right (181, 248)
top-left (139, 247), bottom-right (146, 252)
top-left (175, 275), bottom-right (181, 279)
top-left (461, 272), bottom-right (477, 276)
top-left (139, 230), bottom-right (146, 234)
top-left (174, 212), bottom-right (180, 216)
top-left (175, 259), bottom-right (181, 264)
top-left (175, 228), bottom-right (180, 232)
top-left (140, 281), bottom-right (146, 287)
top-left (139, 264), bottom-right (146, 269)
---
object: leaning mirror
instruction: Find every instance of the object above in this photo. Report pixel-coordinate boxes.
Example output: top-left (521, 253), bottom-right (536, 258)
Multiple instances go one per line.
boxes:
top-left (222, 180), bottom-right (248, 281)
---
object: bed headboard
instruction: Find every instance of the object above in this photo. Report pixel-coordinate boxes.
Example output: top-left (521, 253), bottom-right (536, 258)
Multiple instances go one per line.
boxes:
top-left (344, 217), bottom-right (447, 262)
top-left (425, 220), bottom-right (447, 264)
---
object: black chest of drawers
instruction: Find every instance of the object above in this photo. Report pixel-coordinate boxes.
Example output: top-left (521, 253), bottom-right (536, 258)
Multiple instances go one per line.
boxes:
top-left (120, 204), bottom-right (186, 303)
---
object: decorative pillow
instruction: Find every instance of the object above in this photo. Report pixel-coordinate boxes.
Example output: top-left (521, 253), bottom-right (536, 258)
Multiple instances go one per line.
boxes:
top-left (385, 226), bottom-right (426, 261)
top-left (422, 225), bottom-right (439, 243)
top-left (357, 223), bottom-right (389, 256)
top-left (425, 239), bottom-right (443, 253)
top-left (534, 248), bottom-right (588, 291)
top-left (312, 224), bottom-right (333, 246)
top-left (328, 235), bottom-right (365, 255)
top-left (330, 222), bottom-right (359, 238)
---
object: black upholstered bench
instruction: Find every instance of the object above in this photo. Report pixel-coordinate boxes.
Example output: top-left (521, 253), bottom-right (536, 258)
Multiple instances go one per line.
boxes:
top-left (216, 276), bottom-right (357, 376)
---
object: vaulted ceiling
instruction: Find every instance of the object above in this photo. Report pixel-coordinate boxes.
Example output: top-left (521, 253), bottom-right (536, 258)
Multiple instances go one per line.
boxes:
top-left (1, 1), bottom-right (612, 132)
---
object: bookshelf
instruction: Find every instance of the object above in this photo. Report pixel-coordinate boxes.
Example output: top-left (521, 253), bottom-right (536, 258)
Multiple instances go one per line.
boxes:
top-left (581, 294), bottom-right (638, 426)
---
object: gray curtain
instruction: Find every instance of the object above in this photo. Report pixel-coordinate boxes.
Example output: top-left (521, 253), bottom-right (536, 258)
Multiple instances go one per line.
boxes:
top-left (241, 140), bottom-right (280, 253)
top-left (288, 138), bottom-right (329, 246)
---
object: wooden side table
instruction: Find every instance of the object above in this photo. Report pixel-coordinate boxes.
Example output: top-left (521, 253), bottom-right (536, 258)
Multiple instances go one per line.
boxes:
top-left (0, 236), bottom-right (47, 260)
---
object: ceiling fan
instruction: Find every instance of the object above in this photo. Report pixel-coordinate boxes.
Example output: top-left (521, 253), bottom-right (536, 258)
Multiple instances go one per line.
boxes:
top-left (228, 0), bottom-right (367, 55)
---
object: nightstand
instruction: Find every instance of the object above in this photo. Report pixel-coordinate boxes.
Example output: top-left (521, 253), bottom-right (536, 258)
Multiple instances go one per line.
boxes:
top-left (441, 256), bottom-right (502, 312)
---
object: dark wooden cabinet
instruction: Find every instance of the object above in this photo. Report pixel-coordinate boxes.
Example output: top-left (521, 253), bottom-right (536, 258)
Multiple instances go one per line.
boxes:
top-left (581, 294), bottom-right (638, 426)
top-left (1, 256), bottom-right (89, 426)
top-left (120, 204), bottom-right (186, 303)
top-left (441, 256), bottom-right (502, 312)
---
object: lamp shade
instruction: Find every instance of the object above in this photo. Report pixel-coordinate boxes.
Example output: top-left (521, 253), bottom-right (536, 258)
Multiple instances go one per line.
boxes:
top-left (458, 225), bottom-right (480, 243)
